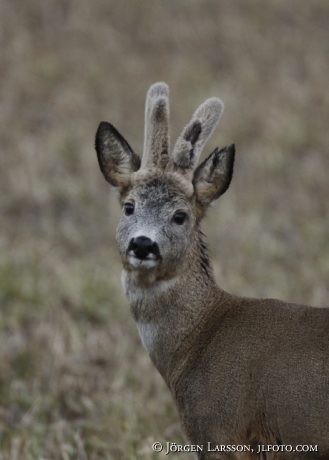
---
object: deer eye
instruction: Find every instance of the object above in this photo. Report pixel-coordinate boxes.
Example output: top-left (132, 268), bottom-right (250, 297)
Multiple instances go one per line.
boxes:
top-left (173, 212), bottom-right (187, 225)
top-left (124, 203), bottom-right (134, 216)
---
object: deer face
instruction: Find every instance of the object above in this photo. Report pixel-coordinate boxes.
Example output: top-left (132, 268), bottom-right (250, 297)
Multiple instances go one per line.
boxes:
top-left (95, 82), bottom-right (235, 281)
top-left (116, 175), bottom-right (196, 278)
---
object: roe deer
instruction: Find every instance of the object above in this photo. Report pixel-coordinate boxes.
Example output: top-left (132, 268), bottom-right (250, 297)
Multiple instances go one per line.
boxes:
top-left (95, 82), bottom-right (329, 459)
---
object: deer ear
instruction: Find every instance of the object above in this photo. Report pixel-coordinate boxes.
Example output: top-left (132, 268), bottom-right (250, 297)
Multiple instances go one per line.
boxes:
top-left (95, 122), bottom-right (141, 187)
top-left (193, 144), bottom-right (235, 213)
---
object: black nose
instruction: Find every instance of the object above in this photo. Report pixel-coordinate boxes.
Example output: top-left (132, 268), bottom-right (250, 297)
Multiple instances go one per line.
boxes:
top-left (128, 236), bottom-right (160, 260)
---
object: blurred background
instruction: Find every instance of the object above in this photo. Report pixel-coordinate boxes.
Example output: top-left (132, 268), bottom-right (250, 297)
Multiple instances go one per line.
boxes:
top-left (0, 0), bottom-right (328, 458)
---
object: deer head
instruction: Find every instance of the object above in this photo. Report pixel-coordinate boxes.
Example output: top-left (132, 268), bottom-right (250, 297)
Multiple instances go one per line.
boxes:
top-left (95, 82), bottom-right (235, 285)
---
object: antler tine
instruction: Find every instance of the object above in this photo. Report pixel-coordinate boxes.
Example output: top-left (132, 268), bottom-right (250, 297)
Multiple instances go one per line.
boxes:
top-left (141, 82), bottom-right (170, 170)
top-left (170, 97), bottom-right (224, 180)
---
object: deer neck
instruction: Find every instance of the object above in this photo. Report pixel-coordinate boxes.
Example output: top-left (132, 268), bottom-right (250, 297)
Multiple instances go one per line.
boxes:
top-left (121, 229), bottom-right (228, 388)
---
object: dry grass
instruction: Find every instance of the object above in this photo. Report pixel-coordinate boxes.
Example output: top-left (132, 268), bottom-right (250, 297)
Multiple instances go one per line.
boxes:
top-left (1, 0), bottom-right (329, 458)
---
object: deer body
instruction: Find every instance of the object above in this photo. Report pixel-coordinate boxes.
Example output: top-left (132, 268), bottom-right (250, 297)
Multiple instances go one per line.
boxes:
top-left (95, 83), bottom-right (329, 459)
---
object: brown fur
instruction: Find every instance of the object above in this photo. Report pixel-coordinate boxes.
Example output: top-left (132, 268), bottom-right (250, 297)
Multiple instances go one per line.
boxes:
top-left (95, 83), bottom-right (329, 459)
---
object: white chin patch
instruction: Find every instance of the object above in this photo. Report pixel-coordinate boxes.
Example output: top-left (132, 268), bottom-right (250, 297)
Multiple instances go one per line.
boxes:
top-left (128, 255), bottom-right (159, 269)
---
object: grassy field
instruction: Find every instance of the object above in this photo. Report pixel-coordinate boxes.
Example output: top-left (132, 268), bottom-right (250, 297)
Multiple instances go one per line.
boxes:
top-left (1, 0), bottom-right (329, 458)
